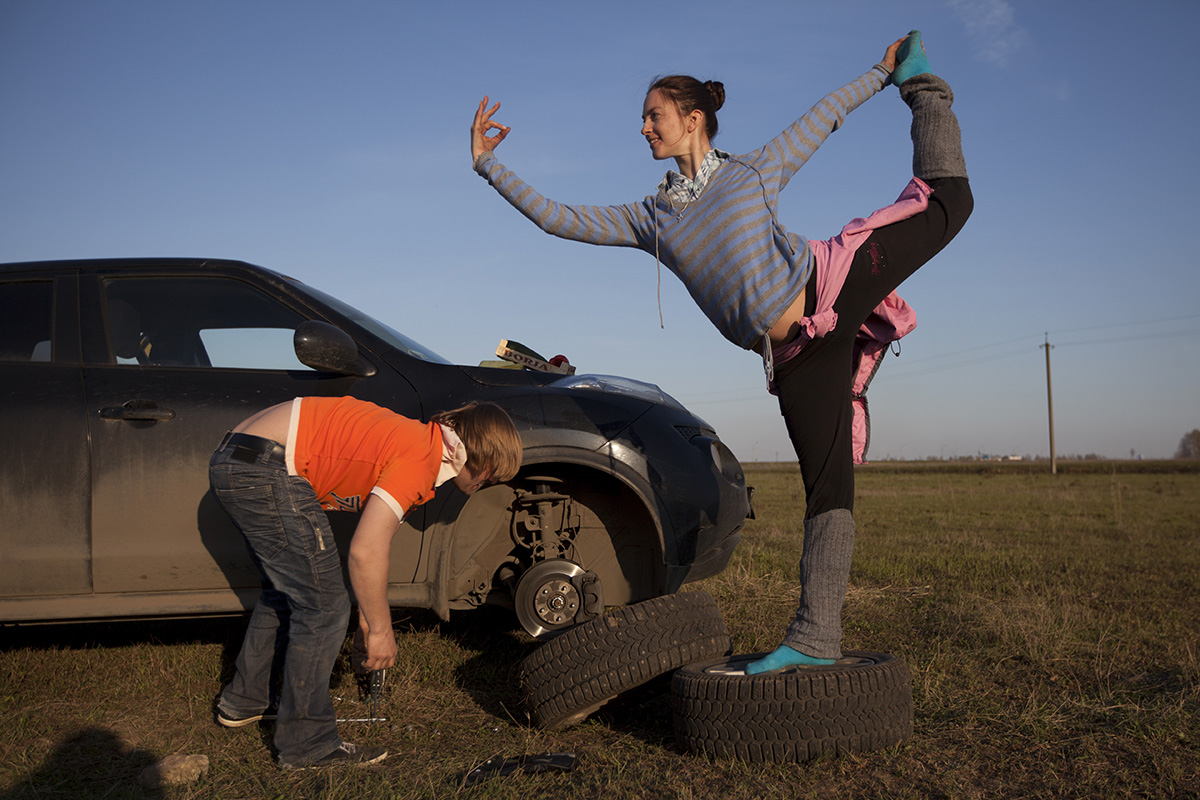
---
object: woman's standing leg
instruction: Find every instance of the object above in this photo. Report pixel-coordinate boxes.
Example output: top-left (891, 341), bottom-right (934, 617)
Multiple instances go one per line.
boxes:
top-left (745, 51), bottom-right (972, 675)
top-left (772, 332), bottom-right (860, 666)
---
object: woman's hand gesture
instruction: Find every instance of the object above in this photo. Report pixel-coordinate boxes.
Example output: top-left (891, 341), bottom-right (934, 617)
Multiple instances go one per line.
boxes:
top-left (471, 96), bottom-right (511, 161)
top-left (882, 36), bottom-right (907, 72)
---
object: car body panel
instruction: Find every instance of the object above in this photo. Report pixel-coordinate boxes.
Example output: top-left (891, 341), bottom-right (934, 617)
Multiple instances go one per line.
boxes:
top-left (0, 269), bottom-right (92, 599)
top-left (0, 258), bottom-right (751, 626)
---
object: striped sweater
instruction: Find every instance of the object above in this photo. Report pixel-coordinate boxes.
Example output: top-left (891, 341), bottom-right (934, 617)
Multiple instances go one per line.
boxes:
top-left (474, 66), bottom-right (890, 350)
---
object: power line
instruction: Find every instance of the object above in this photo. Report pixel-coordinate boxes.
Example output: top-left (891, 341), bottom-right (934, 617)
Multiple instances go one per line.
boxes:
top-left (680, 316), bottom-right (1200, 403)
top-left (1049, 313), bottom-right (1200, 337)
top-left (880, 347), bottom-right (1032, 381)
top-left (879, 321), bottom-right (1199, 381)
top-left (884, 333), bottom-right (1041, 367)
top-left (887, 314), bottom-right (1200, 370)
top-left (1055, 327), bottom-right (1200, 348)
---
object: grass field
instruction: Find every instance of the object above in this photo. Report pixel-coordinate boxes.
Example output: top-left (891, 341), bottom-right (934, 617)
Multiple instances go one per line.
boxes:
top-left (2, 461), bottom-right (1198, 799)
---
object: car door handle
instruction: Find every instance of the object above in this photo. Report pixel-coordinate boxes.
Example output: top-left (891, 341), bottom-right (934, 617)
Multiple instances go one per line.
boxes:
top-left (100, 400), bottom-right (176, 421)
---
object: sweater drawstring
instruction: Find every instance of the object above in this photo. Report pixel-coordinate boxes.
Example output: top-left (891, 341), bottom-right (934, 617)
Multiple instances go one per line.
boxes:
top-left (761, 334), bottom-right (775, 388)
top-left (653, 199), bottom-right (664, 329)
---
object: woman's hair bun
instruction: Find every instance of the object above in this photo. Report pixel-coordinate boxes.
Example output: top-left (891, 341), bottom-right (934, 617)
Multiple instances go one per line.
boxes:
top-left (703, 80), bottom-right (726, 112)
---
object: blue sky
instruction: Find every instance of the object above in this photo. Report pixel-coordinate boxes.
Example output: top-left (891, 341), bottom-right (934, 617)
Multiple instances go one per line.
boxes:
top-left (3, 0), bottom-right (1197, 461)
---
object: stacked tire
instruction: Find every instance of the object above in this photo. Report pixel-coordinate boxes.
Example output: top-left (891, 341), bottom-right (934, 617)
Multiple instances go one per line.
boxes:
top-left (671, 651), bottom-right (913, 762)
top-left (520, 591), bottom-right (730, 731)
top-left (518, 591), bottom-right (913, 762)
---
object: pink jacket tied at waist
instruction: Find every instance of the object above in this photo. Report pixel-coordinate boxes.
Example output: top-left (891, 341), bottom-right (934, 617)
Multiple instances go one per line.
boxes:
top-left (771, 177), bottom-right (932, 463)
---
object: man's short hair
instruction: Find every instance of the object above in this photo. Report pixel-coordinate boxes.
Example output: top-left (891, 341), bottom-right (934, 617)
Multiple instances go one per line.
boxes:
top-left (432, 401), bottom-right (522, 482)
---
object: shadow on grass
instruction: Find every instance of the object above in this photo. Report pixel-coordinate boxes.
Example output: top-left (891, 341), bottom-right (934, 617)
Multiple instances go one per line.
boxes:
top-left (4, 607), bottom-right (683, 751)
top-left (589, 673), bottom-right (681, 746)
top-left (1, 616), bottom-right (249, 652)
top-left (3, 616), bottom-right (254, 698)
top-left (438, 606), bottom-right (537, 725)
top-left (0, 727), bottom-right (163, 800)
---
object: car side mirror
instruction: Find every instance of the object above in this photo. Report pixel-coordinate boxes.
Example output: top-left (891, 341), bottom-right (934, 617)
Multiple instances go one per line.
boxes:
top-left (293, 320), bottom-right (377, 377)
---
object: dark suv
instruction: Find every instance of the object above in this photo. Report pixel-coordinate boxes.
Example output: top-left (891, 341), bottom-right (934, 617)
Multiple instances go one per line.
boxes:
top-left (0, 258), bottom-right (750, 636)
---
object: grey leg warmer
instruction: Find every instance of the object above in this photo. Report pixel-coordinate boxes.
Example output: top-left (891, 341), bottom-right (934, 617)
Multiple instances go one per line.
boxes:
top-left (899, 73), bottom-right (968, 181)
top-left (781, 508), bottom-right (856, 660)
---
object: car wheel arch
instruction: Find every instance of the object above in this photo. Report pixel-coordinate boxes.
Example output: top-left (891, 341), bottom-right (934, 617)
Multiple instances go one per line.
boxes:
top-left (435, 453), bottom-right (673, 627)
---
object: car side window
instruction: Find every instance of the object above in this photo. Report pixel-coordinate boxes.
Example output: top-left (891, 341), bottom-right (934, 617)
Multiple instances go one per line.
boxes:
top-left (0, 280), bottom-right (54, 362)
top-left (102, 277), bottom-right (314, 370)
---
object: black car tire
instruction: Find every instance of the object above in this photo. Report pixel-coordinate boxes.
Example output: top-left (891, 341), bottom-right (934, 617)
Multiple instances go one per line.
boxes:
top-left (520, 591), bottom-right (731, 731)
top-left (671, 651), bottom-right (913, 762)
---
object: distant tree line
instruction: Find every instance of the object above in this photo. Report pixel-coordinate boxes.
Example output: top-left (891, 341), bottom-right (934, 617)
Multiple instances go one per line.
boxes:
top-left (1177, 429), bottom-right (1200, 459)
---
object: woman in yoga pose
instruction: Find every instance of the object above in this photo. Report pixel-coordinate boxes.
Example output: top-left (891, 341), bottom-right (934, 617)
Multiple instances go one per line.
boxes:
top-left (470, 31), bottom-right (972, 673)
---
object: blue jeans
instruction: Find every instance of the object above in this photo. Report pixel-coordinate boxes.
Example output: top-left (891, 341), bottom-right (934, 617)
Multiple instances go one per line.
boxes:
top-left (210, 437), bottom-right (350, 768)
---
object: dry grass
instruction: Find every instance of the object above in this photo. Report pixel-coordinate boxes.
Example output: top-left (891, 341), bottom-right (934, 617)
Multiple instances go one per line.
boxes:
top-left (2, 461), bottom-right (1198, 799)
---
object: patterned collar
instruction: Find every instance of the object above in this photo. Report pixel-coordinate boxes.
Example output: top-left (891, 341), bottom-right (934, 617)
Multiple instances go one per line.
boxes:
top-left (658, 148), bottom-right (731, 207)
top-left (434, 424), bottom-right (467, 488)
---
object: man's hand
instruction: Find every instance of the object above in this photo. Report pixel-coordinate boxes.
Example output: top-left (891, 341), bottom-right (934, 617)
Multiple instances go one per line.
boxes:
top-left (359, 612), bottom-right (398, 671)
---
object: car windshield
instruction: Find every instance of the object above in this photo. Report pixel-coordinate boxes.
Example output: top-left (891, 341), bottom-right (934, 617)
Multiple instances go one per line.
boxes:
top-left (297, 282), bottom-right (452, 365)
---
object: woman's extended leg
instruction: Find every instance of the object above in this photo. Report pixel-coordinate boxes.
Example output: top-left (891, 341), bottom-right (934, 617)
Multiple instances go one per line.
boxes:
top-left (835, 72), bottom-right (974, 325)
top-left (745, 62), bottom-right (972, 675)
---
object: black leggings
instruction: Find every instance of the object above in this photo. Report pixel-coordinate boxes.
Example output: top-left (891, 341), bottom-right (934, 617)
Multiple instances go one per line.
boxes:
top-left (774, 177), bottom-right (973, 518)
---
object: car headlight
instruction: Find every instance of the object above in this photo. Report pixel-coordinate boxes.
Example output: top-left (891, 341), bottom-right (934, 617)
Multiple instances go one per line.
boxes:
top-left (551, 374), bottom-right (688, 413)
top-left (709, 439), bottom-right (744, 484)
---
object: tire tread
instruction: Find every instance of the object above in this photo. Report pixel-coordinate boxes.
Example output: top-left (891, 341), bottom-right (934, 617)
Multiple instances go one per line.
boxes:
top-left (671, 651), bottom-right (913, 762)
top-left (521, 591), bottom-right (731, 731)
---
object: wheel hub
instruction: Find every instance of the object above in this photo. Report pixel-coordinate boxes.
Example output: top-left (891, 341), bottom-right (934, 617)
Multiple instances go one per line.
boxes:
top-left (514, 559), bottom-right (594, 639)
top-left (533, 578), bottom-right (579, 625)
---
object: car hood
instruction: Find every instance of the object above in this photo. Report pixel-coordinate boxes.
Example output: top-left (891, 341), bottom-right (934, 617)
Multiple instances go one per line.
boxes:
top-left (457, 363), bottom-right (561, 389)
top-left (454, 363), bottom-right (715, 444)
top-left (459, 364), bottom-right (695, 417)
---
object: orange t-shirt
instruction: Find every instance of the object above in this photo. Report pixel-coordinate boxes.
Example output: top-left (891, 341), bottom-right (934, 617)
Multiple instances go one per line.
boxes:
top-left (285, 396), bottom-right (443, 521)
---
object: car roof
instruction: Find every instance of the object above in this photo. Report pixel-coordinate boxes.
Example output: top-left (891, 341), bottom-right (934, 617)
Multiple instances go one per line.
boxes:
top-left (0, 257), bottom-right (282, 276)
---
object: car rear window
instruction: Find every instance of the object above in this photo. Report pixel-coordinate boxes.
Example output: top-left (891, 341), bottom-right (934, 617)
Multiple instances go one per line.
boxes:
top-left (0, 281), bottom-right (53, 362)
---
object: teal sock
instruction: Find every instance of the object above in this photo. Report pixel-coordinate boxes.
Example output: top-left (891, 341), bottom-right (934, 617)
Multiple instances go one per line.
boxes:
top-left (891, 30), bottom-right (931, 86)
top-left (744, 645), bottom-right (836, 675)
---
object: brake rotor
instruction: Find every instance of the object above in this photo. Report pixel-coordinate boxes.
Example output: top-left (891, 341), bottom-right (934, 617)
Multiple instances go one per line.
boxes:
top-left (514, 559), bottom-right (587, 639)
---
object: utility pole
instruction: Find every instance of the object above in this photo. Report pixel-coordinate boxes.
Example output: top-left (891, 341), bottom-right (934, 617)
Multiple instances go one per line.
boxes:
top-left (1041, 334), bottom-right (1056, 475)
